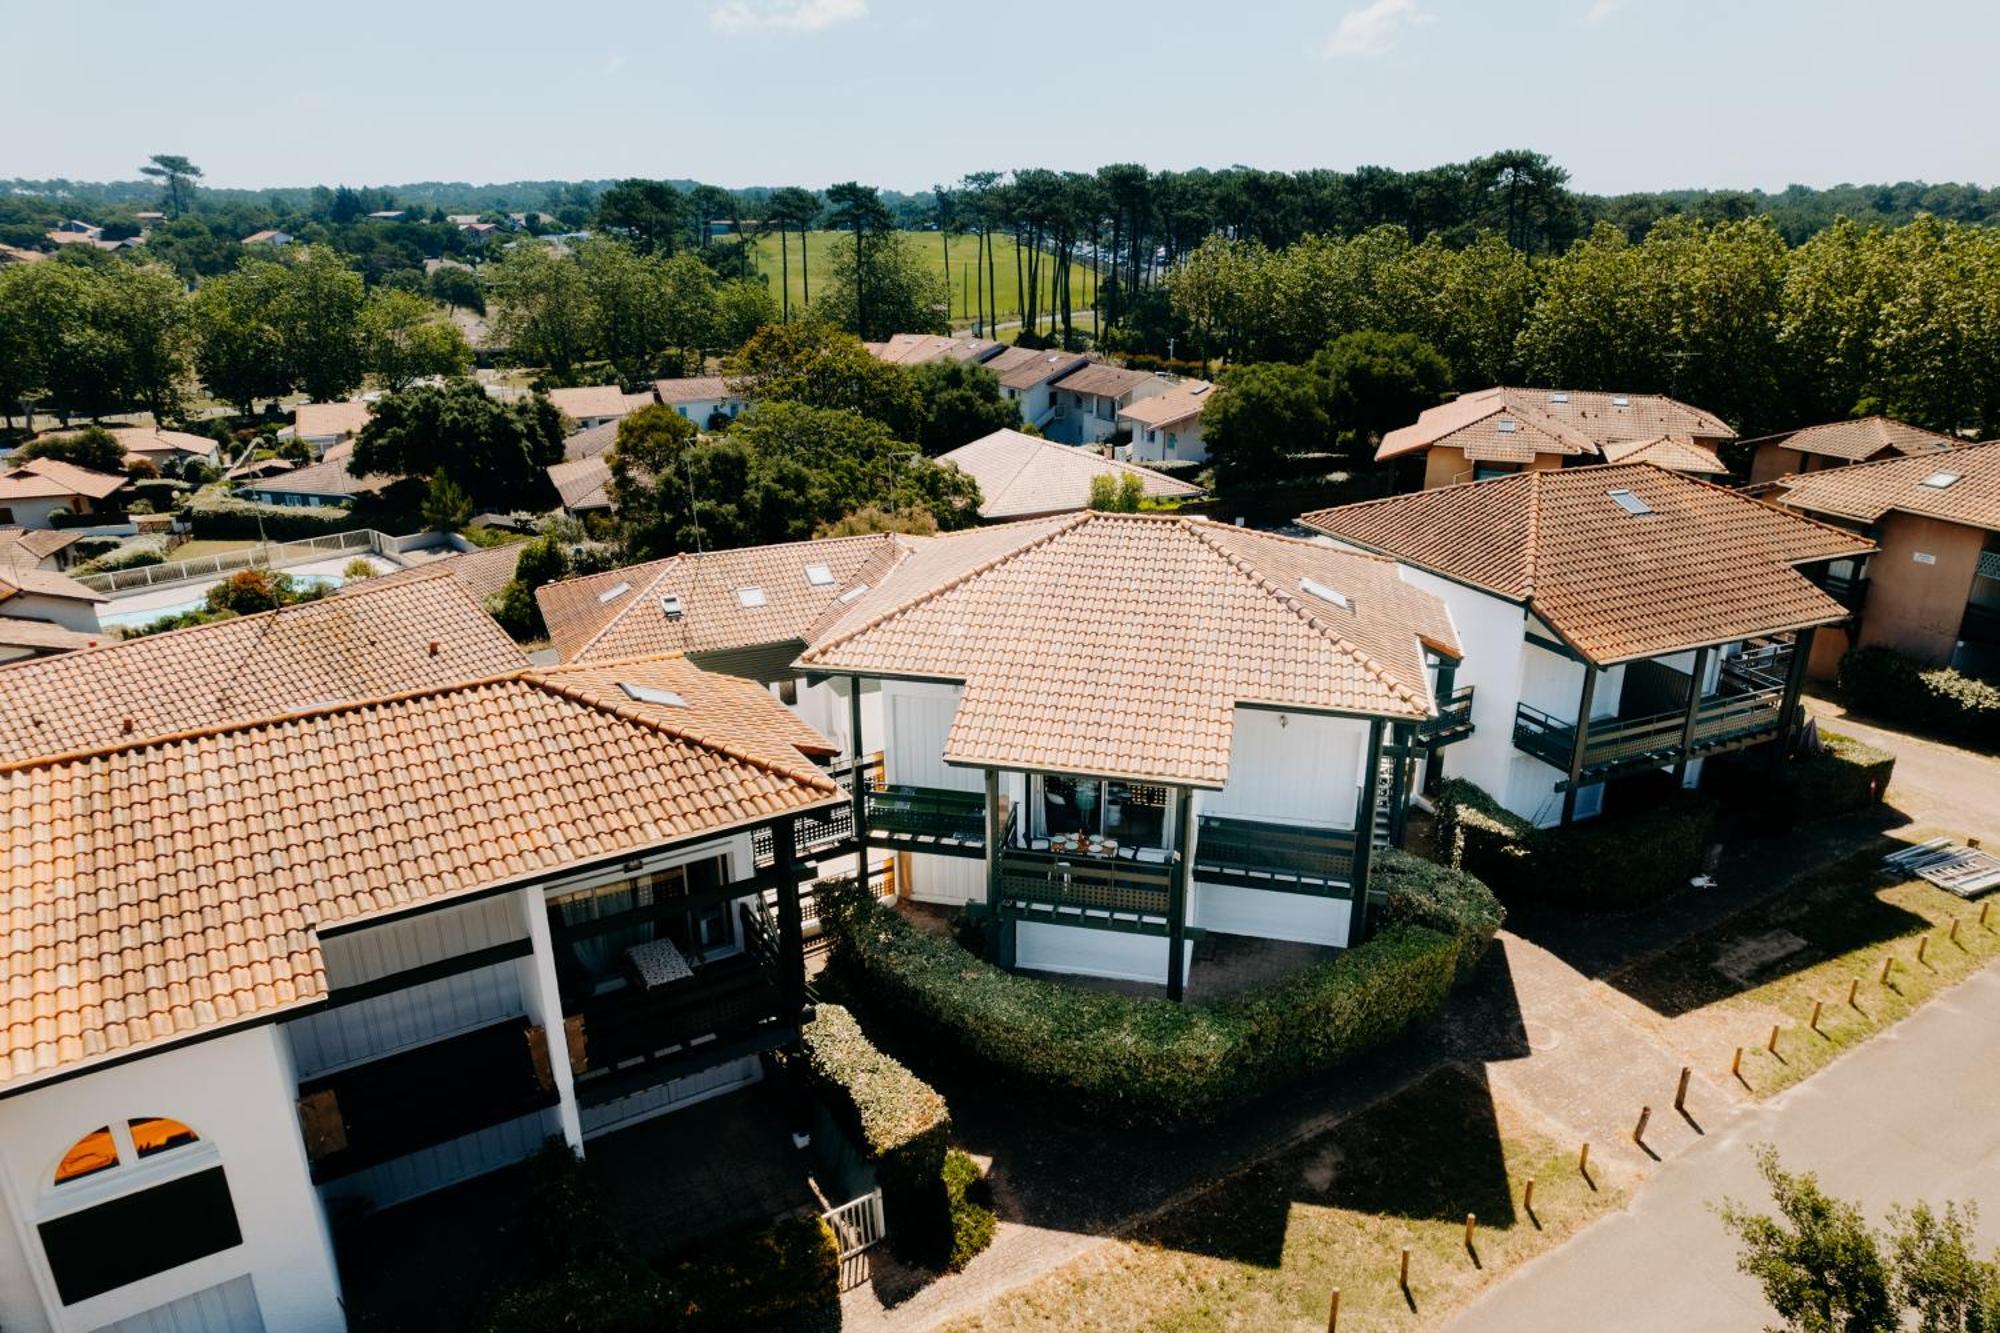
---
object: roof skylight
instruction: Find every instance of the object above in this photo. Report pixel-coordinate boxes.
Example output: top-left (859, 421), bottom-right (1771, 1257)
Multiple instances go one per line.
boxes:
top-left (1497, 418), bottom-right (1519, 434)
top-left (617, 682), bottom-right (687, 708)
top-left (1298, 577), bottom-right (1352, 611)
top-left (737, 586), bottom-right (767, 608)
top-left (1611, 395), bottom-right (1632, 408)
top-left (838, 583), bottom-right (869, 604)
top-left (1920, 471), bottom-right (1962, 489)
top-left (804, 563), bottom-right (835, 586)
top-left (1607, 488), bottom-right (1654, 515)
top-left (660, 593), bottom-right (684, 620)
top-left (597, 581), bottom-right (632, 603)
top-left (1549, 392), bottom-right (1569, 403)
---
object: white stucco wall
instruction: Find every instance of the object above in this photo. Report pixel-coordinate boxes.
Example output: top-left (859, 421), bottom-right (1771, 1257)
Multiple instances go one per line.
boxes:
top-left (0, 1029), bottom-right (343, 1333)
top-left (879, 678), bottom-right (987, 904)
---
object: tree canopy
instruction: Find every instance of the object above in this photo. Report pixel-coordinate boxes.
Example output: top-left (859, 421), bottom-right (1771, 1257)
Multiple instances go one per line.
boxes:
top-left (350, 379), bottom-right (564, 510)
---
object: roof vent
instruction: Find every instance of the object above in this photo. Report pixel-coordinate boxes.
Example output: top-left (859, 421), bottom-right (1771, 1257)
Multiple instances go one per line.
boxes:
top-left (617, 682), bottom-right (688, 708)
top-left (1612, 395), bottom-right (1632, 408)
top-left (1190, 383), bottom-right (1212, 396)
top-left (1298, 577), bottom-right (1352, 611)
top-left (838, 583), bottom-right (869, 604)
top-left (660, 593), bottom-right (684, 620)
top-left (1549, 392), bottom-right (1570, 403)
top-left (1607, 487), bottom-right (1654, 515)
top-left (804, 563), bottom-right (835, 587)
top-left (1920, 471), bottom-right (1962, 489)
top-left (737, 586), bottom-right (767, 608)
top-left (597, 581), bottom-right (632, 603)
top-left (1497, 418), bottom-right (1519, 434)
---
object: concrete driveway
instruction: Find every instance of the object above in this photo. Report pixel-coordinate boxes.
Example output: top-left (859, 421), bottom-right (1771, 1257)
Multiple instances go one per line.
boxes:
top-left (1807, 697), bottom-right (2000, 847)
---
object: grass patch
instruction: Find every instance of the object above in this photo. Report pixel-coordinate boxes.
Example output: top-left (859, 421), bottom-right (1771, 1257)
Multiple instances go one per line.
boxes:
top-left (166, 538), bottom-right (261, 560)
top-left (739, 230), bottom-right (1097, 327)
top-left (942, 1067), bottom-right (1626, 1332)
top-left (1609, 851), bottom-right (2000, 1098)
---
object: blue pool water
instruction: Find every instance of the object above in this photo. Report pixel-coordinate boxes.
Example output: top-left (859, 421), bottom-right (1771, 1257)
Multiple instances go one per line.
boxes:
top-left (97, 573), bottom-right (346, 629)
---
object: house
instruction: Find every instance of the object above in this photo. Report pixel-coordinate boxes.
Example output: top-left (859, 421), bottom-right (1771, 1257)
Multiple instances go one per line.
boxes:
top-left (981, 346), bottom-right (1090, 431)
top-left (365, 209), bottom-right (407, 222)
top-left (1766, 440), bottom-right (2000, 680)
top-left (235, 445), bottom-right (402, 508)
top-left (939, 428), bottom-right (1202, 520)
top-left (1743, 415), bottom-right (1959, 487)
top-left (45, 230), bottom-right (120, 252)
top-left (292, 399), bottom-right (375, 454)
top-left (1117, 380), bottom-right (1214, 465)
top-left (1299, 464), bottom-right (1874, 828)
top-left (0, 527), bottom-right (87, 572)
top-left (1599, 434), bottom-right (1730, 476)
top-left (864, 334), bottom-right (1004, 367)
top-left (105, 426), bottom-right (221, 470)
top-left (240, 229), bottom-right (293, 246)
top-left (0, 615), bottom-right (100, 663)
top-left (562, 419), bottom-right (621, 462)
top-left (0, 637), bottom-right (842, 1333)
top-left (53, 220), bottom-right (101, 237)
top-left (0, 243), bottom-right (49, 266)
top-left (548, 454), bottom-right (614, 516)
top-left (1378, 387), bottom-right (1736, 490)
top-left (225, 455), bottom-right (297, 482)
top-left (1039, 363), bottom-right (1173, 447)
top-left (330, 544), bottom-right (527, 608)
top-left (545, 385), bottom-right (650, 430)
top-left (653, 376), bottom-right (749, 429)
top-left (0, 458), bottom-right (128, 529)
top-left (0, 564), bottom-right (104, 663)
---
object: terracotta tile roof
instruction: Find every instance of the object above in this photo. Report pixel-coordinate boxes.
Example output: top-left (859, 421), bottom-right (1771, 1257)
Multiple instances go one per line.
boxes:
top-left (293, 400), bottom-right (374, 440)
top-left (1750, 415), bottom-right (1961, 464)
top-left (800, 514), bottom-right (1458, 786)
top-left (0, 618), bottom-right (102, 655)
top-left (548, 455), bottom-right (613, 512)
top-left (564, 419), bottom-right (621, 461)
top-left (984, 346), bottom-right (1090, 391)
top-left (1047, 362), bottom-right (1155, 400)
top-left (1770, 440), bottom-right (2000, 534)
top-left (539, 533), bottom-right (904, 664)
top-left (0, 528), bottom-right (84, 566)
top-left (224, 456), bottom-right (296, 482)
top-left (0, 655), bottom-right (841, 1091)
top-left (653, 376), bottom-right (736, 405)
top-left (1119, 382), bottom-right (1214, 430)
top-left (331, 544), bottom-right (527, 608)
top-left (242, 453), bottom-right (400, 500)
top-left (1299, 464), bottom-right (1873, 665)
top-left (1378, 387), bottom-right (1734, 462)
top-left (0, 458), bottom-right (128, 502)
top-left (877, 333), bottom-right (1002, 366)
top-left (940, 429), bottom-right (1202, 520)
top-left (106, 427), bottom-right (219, 460)
top-left (0, 575), bottom-right (523, 763)
top-left (1601, 434), bottom-right (1730, 474)
top-left (547, 385), bottom-right (639, 421)
top-left (0, 566), bottom-right (105, 604)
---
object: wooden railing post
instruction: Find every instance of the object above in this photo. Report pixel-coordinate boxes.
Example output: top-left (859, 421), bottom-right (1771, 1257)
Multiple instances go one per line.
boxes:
top-left (1673, 646), bottom-right (1712, 785)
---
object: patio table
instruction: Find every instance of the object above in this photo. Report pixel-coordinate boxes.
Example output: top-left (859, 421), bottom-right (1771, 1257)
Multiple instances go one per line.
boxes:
top-left (625, 937), bottom-right (694, 989)
top-left (1048, 834), bottom-right (1119, 858)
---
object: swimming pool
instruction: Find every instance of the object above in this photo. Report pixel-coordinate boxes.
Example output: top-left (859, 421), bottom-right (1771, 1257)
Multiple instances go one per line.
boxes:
top-left (97, 573), bottom-right (347, 630)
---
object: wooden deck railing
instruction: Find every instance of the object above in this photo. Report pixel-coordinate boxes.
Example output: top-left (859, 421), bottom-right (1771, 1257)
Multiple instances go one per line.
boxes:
top-left (1418, 685), bottom-right (1476, 745)
top-left (1514, 683), bottom-right (1786, 782)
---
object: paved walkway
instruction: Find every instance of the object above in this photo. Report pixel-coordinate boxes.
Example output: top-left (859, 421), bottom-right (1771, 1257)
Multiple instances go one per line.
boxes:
top-left (1449, 961), bottom-right (2000, 1331)
top-left (1807, 696), bottom-right (2000, 847)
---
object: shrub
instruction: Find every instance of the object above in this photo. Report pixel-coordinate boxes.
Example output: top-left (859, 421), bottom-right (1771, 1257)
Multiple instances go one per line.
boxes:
top-left (669, 1214), bottom-right (838, 1328)
top-left (942, 1149), bottom-right (996, 1271)
top-left (188, 491), bottom-right (358, 541)
top-left (1709, 730), bottom-right (1896, 828)
top-left (1372, 847), bottom-right (1505, 981)
top-left (75, 545), bottom-right (166, 574)
top-left (797, 1004), bottom-right (952, 1265)
top-left (1434, 778), bottom-right (1719, 913)
top-left (1840, 645), bottom-right (2000, 749)
top-left (818, 867), bottom-right (1492, 1128)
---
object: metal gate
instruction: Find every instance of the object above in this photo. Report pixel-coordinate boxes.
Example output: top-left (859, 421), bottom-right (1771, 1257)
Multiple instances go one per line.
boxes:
top-left (822, 1187), bottom-right (886, 1291)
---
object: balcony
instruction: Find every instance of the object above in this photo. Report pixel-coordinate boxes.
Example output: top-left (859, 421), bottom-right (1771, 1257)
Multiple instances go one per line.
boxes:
top-left (995, 847), bottom-right (1174, 933)
top-left (1514, 685), bottom-right (1787, 788)
top-left (566, 952), bottom-right (791, 1107)
top-left (1192, 814), bottom-right (1358, 897)
top-left (1417, 685), bottom-right (1476, 747)
top-left (863, 782), bottom-right (993, 857)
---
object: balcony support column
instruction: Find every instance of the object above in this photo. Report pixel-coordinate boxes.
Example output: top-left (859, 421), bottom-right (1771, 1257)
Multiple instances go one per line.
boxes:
top-left (985, 768), bottom-right (1016, 968)
top-left (1166, 788), bottom-right (1193, 1002)
top-left (1560, 666), bottom-right (1599, 826)
top-left (771, 820), bottom-right (807, 1027)
top-left (1387, 723), bottom-right (1413, 849)
top-left (1349, 717), bottom-right (1386, 944)
top-left (1672, 646), bottom-right (1713, 785)
top-left (1781, 628), bottom-right (1816, 752)
top-left (847, 675), bottom-right (867, 855)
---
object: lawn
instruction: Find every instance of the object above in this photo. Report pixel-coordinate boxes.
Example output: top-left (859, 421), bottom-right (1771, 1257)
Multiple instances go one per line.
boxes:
top-left (739, 230), bottom-right (1098, 328)
top-left (166, 538), bottom-right (261, 561)
top-left (944, 1068), bottom-right (1628, 1333)
top-left (1609, 850), bottom-right (2000, 1099)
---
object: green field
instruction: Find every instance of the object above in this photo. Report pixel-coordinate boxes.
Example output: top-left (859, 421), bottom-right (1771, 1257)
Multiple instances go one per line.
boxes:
top-left (742, 230), bottom-right (1097, 330)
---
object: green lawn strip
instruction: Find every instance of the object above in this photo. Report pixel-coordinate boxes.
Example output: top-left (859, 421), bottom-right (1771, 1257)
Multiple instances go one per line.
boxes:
top-left (164, 538), bottom-right (262, 560)
top-left (944, 1067), bottom-right (1626, 1332)
top-left (742, 230), bottom-right (1098, 326)
top-left (1609, 851), bottom-right (2000, 1099)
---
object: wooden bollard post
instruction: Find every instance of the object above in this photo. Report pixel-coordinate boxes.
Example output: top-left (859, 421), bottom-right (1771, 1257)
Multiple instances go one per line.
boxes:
top-left (1950, 919), bottom-right (1962, 947)
top-left (1399, 1246), bottom-right (1410, 1290)
top-left (1326, 1288), bottom-right (1339, 1332)
top-left (1917, 935), bottom-right (1930, 966)
top-left (1981, 901), bottom-right (1991, 930)
top-left (1810, 1000), bottom-right (1824, 1033)
top-left (1731, 1046), bottom-right (1743, 1078)
top-left (1674, 1065), bottom-right (1691, 1112)
top-left (1633, 1105), bottom-right (1652, 1145)
top-left (1523, 1177), bottom-right (1536, 1213)
top-left (1579, 1141), bottom-right (1591, 1176)
top-left (1767, 1024), bottom-right (1781, 1055)
top-left (1880, 954), bottom-right (1896, 985)
top-left (1848, 977), bottom-right (1860, 1008)
top-left (1464, 1213), bottom-right (1477, 1249)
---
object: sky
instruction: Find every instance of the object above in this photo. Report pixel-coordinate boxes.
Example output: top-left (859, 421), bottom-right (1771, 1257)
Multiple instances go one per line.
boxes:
top-left (4, 0), bottom-right (1996, 196)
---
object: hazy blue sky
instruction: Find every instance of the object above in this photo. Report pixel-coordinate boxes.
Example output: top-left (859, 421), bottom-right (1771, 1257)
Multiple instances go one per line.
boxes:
top-left (5, 0), bottom-right (1995, 194)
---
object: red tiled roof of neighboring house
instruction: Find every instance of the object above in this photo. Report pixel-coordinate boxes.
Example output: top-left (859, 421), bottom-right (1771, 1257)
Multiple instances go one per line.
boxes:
top-left (106, 427), bottom-right (218, 461)
top-left (563, 420), bottom-right (621, 461)
top-left (1378, 387), bottom-right (1734, 463)
top-left (330, 544), bottom-right (528, 608)
top-left (548, 455), bottom-right (614, 512)
top-left (0, 618), bottom-right (102, 655)
top-left (0, 654), bottom-right (842, 1091)
top-left (1053, 362), bottom-right (1156, 400)
top-left (1119, 381), bottom-right (1214, 430)
top-left (652, 376), bottom-right (736, 405)
top-left (0, 458), bottom-right (128, 502)
top-left (241, 229), bottom-right (287, 243)
top-left (242, 452), bottom-right (400, 500)
top-left (0, 566), bottom-right (105, 606)
top-left (939, 429), bottom-right (1202, 520)
top-left (0, 528), bottom-right (85, 567)
top-left (1299, 464), bottom-right (1873, 666)
top-left (867, 334), bottom-right (1003, 366)
top-left (0, 574), bottom-right (523, 762)
top-left (799, 513), bottom-right (1459, 786)
top-left (293, 399), bottom-right (375, 440)
top-left (546, 385), bottom-right (638, 422)
top-left (984, 346), bottom-right (1090, 391)
top-left (0, 244), bottom-right (49, 265)
top-left (538, 533), bottom-right (904, 663)
top-left (1769, 440), bottom-right (2000, 534)
top-left (1600, 434), bottom-right (1730, 474)
top-left (1748, 415), bottom-right (1961, 464)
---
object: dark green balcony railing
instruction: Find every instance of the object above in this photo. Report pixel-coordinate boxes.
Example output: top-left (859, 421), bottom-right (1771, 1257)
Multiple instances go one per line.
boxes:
top-left (865, 783), bottom-right (988, 846)
top-left (1961, 601), bottom-right (2000, 648)
top-left (1417, 685), bottom-right (1476, 746)
top-left (1514, 685), bottom-right (1786, 786)
top-left (996, 848), bottom-right (1172, 920)
top-left (1193, 815), bottom-right (1357, 894)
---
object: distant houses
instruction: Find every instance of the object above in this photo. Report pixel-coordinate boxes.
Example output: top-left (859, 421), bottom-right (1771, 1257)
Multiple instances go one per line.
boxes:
top-left (939, 428), bottom-right (1201, 521)
top-left (1118, 380), bottom-right (1213, 464)
top-left (0, 458), bottom-right (128, 529)
top-left (236, 443), bottom-right (403, 508)
top-left (982, 347), bottom-right (1091, 430)
top-left (293, 399), bottom-right (377, 454)
top-left (1743, 415), bottom-right (1959, 486)
top-left (653, 376), bottom-right (749, 428)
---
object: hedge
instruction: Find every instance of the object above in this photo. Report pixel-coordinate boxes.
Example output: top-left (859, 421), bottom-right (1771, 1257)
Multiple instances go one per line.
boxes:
top-left (1434, 778), bottom-right (1719, 914)
top-left (186, 491), bottom-right (359, 541)
top-left (670, 1214), bottom-right (839, 1327)
top-left (818, 854), bottom-right (1497, 1129)
top-left (1839, 645), bottom-right (2000, 750)
top-left (1708, 730), bottom-right (1896, 827)
top-left (941, 1148), bottom-right (997, 1272)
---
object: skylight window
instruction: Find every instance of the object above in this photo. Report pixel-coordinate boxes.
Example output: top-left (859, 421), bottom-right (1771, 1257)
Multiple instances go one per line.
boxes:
top-left (660, 593), bottom-right (684, 620)
top-left (617, 682), bottom-right (687, 708)
top-left (1298, 577), bottom-right (1352, 611)
top-left (737, 586), bottom-right (767, 608)
top-left (804, 563), bottom-right (835, 587)
top-left (1607, 488), bottom-right (1654, 515)
top-left (838, 583), bottom-right (869, 604)
top-left (1611, 395), bottom-right (1632, 408)
top-left (597, 581), bottom-right (632, 603)
top-left (1549, 392), bottom-right (1569, 404)
top-left (1920, 471), bottom-right (1962, 489)
top-left (1497, 418), bottom-right (1519, 433)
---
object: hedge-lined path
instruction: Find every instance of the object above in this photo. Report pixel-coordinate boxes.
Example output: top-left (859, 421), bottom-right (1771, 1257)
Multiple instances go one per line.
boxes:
top-left (1804, 695), bottom-right (2000, 846)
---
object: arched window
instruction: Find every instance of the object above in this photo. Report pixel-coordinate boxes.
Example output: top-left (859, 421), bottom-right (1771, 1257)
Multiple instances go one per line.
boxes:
top-left (49, 1117), bottom-right (201, 1187)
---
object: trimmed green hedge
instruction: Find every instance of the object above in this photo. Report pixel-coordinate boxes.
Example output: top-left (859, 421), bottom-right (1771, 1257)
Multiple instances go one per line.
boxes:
top-left (1839, 646), bottom-right (2000, 750)
top-left (188, 491), bottom-right (358, 540)
top-left (1434, 778), bottom-right (1719, 914)
top-left (1709, 730), bottom-right (1895, 827)
top-left (671, 1214), bottom-right (839, 1327)
top-left (942, 1148), bottom-right (996, 1272)
top-left (819, 854), bottom-right (1497, 1129)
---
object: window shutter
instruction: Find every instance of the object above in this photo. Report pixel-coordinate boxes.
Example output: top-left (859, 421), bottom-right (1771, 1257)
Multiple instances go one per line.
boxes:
top-left (296, 1088), bottom-right (347, 1159)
